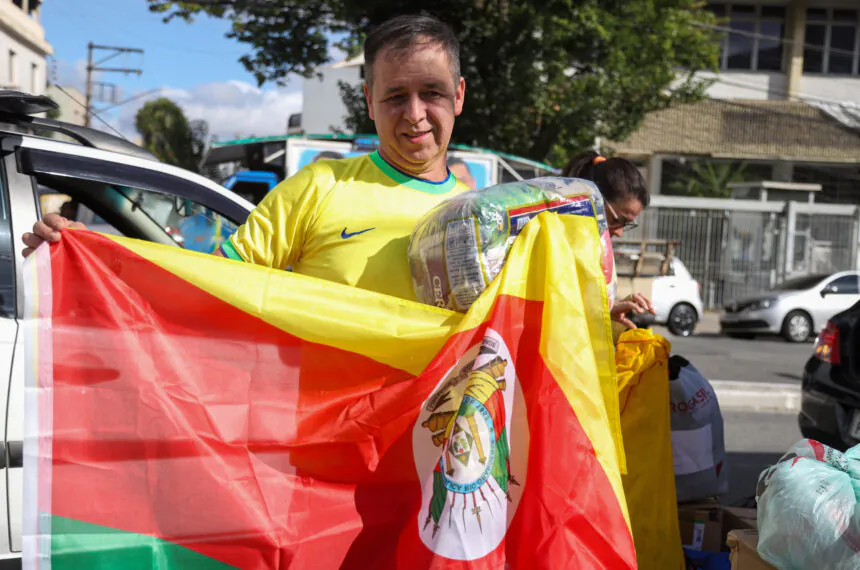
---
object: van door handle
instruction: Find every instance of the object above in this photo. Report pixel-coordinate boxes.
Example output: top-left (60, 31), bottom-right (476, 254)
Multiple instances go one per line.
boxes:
top-left (1, 441), bottom-right (22, 469)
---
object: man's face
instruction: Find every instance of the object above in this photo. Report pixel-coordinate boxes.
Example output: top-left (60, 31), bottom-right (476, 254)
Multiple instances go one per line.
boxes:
top-left (449, 162), bottom-right (476, 189)
top-left (364, 42), bottom-right (465, 179)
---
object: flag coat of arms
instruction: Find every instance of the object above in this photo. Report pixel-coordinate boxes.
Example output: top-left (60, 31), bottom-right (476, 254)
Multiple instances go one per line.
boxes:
top-left (23, 213), bottom-right (635, 569)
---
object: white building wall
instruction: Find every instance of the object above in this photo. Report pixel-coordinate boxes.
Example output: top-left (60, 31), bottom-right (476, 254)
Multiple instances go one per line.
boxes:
top-left (301, 64), bottom-right (362, 134)
top-left (44, 84), bottom-right (86, 125)
top-left (798, 76), bottom-right (860, 102)
top-left (699, 71), bottom-right (788, 100)
top-left (0, 33), bottom-right (47, 93)
top-left (0, 0), bottom-right (52, 95)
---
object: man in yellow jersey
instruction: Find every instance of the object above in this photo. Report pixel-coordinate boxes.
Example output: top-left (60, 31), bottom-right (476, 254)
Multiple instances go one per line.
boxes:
top-left (22, 14), bottom-right (469, 302)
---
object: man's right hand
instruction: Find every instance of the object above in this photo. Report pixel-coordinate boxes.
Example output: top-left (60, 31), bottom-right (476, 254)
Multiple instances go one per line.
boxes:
top-left (21, 213), bottom-right (88, 258)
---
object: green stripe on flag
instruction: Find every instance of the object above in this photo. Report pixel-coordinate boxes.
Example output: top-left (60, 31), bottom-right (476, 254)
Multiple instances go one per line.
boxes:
top-left (49, 515), bottom-right (236, 570)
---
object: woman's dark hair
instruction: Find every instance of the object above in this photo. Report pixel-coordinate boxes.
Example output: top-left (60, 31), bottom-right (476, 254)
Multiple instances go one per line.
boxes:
top-left (562, 150), bottom-right (650, 207)
top-left (364, 14), bottom-right (460, 91)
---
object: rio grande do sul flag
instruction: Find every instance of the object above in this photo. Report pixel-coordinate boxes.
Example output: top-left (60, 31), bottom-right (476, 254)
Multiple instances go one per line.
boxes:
top-left (22, 212), bottom-right (634, 570)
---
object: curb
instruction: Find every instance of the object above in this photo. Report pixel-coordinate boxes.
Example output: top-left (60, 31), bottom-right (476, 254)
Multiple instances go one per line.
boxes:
top-left (711, 380), bottom-right (800, 414)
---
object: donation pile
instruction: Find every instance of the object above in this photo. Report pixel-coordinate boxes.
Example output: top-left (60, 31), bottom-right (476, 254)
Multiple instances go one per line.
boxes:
top-left (756, 439), bottom-right (860, 570)
top-left (408, 177), bottom-right (616, 312)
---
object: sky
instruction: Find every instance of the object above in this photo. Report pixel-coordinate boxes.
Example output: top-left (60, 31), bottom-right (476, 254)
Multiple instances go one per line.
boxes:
top-left (43, 0), bottom-right (343, 141)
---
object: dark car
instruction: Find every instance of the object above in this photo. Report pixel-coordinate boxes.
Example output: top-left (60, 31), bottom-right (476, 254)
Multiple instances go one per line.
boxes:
top-left (798, 300), bottom-right (860, 451)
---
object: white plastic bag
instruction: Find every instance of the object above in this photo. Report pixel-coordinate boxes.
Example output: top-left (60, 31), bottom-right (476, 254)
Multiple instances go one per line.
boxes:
top-left (668, 355), bottom-right (728, 502)
top-left (756, 439), bottom-right (860, 570)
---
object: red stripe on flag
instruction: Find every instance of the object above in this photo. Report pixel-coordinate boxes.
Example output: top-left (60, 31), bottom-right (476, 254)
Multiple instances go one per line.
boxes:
top-left (507, 196), bottom-right (587, 217)
top-left (48, 233), bottom-right (419, 569)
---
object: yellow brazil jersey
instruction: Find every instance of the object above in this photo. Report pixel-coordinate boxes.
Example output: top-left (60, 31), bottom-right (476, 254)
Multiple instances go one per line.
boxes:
top-left (220, 151), bottom-right (468, 302)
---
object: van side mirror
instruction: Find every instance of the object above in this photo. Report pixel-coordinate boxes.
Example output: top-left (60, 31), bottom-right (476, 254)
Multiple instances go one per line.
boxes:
top-left (821, 285), bottom-right (837, 297)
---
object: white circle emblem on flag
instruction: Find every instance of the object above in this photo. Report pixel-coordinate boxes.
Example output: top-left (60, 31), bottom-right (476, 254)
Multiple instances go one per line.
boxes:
top-left (412, 328), bottom-right (529, 560)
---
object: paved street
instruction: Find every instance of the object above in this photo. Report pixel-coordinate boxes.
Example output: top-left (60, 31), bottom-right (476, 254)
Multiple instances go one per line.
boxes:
top-left (651, 313), bottom-right (812, 385)
top-left (646, 315), bottom-right (810, 503)
top-left (723, 411), bottom-right (801, 507)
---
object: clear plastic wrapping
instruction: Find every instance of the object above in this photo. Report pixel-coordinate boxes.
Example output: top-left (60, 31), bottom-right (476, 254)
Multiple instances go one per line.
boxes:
top-left (756, 439), bottom-right (860, 570)
top-left (408, 177), bottom-right (616, 312)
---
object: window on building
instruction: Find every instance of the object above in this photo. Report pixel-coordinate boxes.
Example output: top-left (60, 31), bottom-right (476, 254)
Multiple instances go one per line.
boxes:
top-left (12, 0), bottom-right (23, 9)
top-left (8, 51), bottom-right (16, 88)
top-left (30, 63), bottom-right (36, 93)
top-left (707, 4), bottom-right (786, 72)
top-left (803, 8), bottom-right (859, 75)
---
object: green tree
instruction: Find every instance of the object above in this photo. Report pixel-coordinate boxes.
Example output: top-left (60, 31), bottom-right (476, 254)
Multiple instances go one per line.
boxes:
top-left (666, 160), bottom-right (751, 198)
top-left (135, 97), bottom-right (208, 172)
top-left (148, 0), bottom-right (720, 164)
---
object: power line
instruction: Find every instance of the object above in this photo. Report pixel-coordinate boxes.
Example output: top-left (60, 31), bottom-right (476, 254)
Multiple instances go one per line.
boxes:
top-left (50, 84), bottom-right (129, 141)
top-left (693, 21), bottom-right (860, 59)
top-left (704, 75), bottom-right (847, 105)
top-left (85, 43), bottom-right (144, 128)
top-left (83, 0), bottom-right (247, 56)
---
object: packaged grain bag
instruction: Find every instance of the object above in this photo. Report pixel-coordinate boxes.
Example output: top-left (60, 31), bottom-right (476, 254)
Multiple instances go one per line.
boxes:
top-left (408, 177), bottom-right (615, 312)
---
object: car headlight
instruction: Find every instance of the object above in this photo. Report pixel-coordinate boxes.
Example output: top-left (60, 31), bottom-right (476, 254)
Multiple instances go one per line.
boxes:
top-left (750, 298), bottom-right (777, 311)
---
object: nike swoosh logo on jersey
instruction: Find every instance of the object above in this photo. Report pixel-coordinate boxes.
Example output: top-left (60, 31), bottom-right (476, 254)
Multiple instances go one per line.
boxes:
top-left (341, 227), bottom-right (375, 239)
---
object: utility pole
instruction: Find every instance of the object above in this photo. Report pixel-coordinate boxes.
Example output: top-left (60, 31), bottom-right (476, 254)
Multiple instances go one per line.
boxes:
top-left (84, 42), bottom-right (144, 127)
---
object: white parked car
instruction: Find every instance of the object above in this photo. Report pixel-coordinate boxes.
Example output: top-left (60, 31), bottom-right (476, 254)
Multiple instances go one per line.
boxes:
top-left (616, 249), bottom-right (705, 337)
top-left (720, 271), bottom-right (860, 343)
top-left (643, 257), bottom-right (704, 337)
top-left (0, 91), bottom-right (255, 567)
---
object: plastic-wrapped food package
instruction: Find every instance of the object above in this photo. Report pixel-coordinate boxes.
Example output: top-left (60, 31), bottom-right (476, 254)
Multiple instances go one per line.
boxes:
top-left (756, 439), bottom-right (860, 570)
top-left (408, 177), bottom-right (616, 312)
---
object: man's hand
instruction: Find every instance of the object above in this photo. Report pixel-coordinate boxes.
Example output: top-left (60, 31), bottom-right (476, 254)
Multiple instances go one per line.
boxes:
top-left (610, 293), bottom-right (657, 330)
top-left (21, 213), bottom-right (87, 258)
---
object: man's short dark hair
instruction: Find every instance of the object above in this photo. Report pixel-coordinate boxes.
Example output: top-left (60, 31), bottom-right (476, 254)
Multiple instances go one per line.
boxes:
top-left (364, 14), bottom-right (460, 91)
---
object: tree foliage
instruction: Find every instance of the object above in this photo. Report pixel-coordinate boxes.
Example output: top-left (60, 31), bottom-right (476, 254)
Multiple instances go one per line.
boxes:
top-left (666, 160), bottom-right (755, 198)
top-left (148, 0), bottom-right (720, 164)
top-left (135, 97), bottom-right (209, 172)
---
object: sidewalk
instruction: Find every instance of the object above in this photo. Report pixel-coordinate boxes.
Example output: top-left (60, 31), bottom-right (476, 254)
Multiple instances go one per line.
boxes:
top-left (697, 311), bottom-right (721, 335)
top-left (711, 380), bottom-right (800, 414)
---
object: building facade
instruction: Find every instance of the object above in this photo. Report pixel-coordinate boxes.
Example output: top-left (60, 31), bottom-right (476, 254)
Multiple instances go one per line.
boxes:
top-left (44, 84), bottom-right (86, 126)
top-left (612, 1), bottom-right (860, 204)
top-left (0, 0), bottom-right (51, 95)
top-left (299, 55), bottom-right (363, 136)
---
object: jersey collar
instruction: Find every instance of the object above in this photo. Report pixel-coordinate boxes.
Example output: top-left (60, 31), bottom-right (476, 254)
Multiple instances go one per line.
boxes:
top-left (369, 151), bottom-right (457, 194)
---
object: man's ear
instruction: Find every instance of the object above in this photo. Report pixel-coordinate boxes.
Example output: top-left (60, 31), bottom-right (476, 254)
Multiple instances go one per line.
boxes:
top-left (454, 76), bottom-right (465, 116)
top-left (364, 83), bottom-right (375, 120)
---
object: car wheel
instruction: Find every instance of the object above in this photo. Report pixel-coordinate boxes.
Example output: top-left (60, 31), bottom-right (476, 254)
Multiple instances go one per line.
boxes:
top-left (667, 303), bottom-right (698, 337)
top-left (782, 310), bottom-right (812, 343)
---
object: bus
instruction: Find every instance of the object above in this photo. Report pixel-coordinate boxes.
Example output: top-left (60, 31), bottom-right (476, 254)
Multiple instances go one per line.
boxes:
top-left (201, 133), bottom-right (559, 204)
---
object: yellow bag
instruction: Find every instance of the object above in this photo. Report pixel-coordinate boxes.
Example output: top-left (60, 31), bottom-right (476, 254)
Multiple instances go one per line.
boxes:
top-left (616, 329), bottom-right (684, 570)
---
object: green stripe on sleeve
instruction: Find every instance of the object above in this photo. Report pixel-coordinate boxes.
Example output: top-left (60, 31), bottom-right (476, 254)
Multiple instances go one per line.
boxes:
top-left (219, 239), bottom-right (244, 262)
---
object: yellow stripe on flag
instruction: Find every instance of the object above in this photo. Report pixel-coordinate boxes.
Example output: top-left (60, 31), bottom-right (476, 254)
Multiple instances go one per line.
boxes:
top-left (462, 213), bottom-right (628, 518)
top-left (104, 214), bottom-right (627, 523)
top-left (103, 234), bottom-right (463, 376)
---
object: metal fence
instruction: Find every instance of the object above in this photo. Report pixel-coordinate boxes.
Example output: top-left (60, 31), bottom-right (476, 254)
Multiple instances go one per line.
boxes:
top-left (622, 196), bottom-right (860, 310)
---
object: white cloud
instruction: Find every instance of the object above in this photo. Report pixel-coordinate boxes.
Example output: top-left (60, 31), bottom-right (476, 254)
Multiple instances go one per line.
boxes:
top-left (52, 58), bottom-right (89, 91)
top-left (100, 79), bottom-right (303, 143)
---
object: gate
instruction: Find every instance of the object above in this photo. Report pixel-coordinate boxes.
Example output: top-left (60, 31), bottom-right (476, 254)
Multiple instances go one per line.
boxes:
top-left (622, 196), bottom-right (860, 310)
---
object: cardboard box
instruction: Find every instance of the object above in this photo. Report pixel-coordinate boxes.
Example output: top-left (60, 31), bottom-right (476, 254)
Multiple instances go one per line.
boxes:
top-left (722, 506), bottom-right (758, 536)
top-left (726, 530), bottom-right (778, 570)
top-left (678, 498), bottom-right (724, 553)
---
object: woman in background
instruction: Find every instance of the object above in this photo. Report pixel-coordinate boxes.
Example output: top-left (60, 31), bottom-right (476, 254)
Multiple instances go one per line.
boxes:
top-left (563, 151), bottom-right (656, 331)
